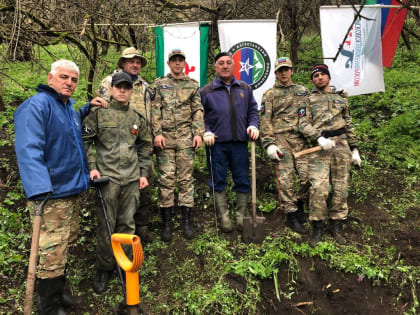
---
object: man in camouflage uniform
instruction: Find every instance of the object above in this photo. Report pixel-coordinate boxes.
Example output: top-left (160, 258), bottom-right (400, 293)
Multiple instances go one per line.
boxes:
top-left (83, 72), bottom-right (152, 293)
top-left (299, 64), bottom-right (361, 246)
top-left (152, 49), bottom-right (204, 242)
top-left (96, 47), bottom-right (154, 242)
top-left (260, 57), bottom-right (309, 235)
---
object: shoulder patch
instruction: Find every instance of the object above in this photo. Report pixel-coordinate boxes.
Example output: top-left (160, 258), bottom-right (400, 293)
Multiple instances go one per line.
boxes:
top-left (260, 103), bottom-right (265, 115)
top-left (298, 107), bottom-right (306, 117)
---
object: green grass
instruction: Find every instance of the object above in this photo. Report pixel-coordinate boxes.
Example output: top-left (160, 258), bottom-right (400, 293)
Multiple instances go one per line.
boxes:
top-left (0, 37), bottom-right (419, 314)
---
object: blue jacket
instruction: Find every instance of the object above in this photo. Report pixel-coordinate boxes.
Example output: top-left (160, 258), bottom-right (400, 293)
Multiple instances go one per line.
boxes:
top-left (200, 77), bottom-right (259, 143)
top-left (14, 84), bottom-right (90, 200)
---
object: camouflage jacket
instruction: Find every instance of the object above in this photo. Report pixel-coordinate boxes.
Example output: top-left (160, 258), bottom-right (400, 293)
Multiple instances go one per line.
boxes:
top-left (97, 70), bottom-right (153, 129)
top-left (83, 100), bottom-right (152, 185)
top-left (298, 87), bottom-right (358, 149)
top-left (152, 73), bottom-right (204, 149)
top-left (260, 82), bottom-right (309, 150)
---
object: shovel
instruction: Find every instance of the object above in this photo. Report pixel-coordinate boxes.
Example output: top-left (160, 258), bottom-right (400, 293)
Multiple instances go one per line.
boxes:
top-left (24, 192), bottom-right (52, 315)
top-left (243, 141), bottom-right (266, 243)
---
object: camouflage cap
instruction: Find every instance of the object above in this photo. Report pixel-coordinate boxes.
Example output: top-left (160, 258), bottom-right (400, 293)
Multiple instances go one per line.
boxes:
top-left (275, 57), bottom-right (293, 72)
top-left (168, 49), bottom-right (186, 60)
top-left (111, 72), bottom-right (133, 88)
top-left (117, 47), bottom-right (147, 68)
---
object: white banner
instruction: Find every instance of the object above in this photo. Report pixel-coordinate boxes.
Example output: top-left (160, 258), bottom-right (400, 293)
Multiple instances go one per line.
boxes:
top-left (218, 20), bottom-right (277, 106)
top-left (320, 7), bottom-right (385, 95)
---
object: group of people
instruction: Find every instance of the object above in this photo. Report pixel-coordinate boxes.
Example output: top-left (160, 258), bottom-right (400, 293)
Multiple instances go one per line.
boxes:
top-left (14, 46), bottom-right (361, 314)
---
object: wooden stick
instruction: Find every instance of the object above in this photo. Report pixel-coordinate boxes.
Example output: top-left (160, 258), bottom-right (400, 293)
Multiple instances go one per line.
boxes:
top-left (294, 146), bottom-right (323, 159)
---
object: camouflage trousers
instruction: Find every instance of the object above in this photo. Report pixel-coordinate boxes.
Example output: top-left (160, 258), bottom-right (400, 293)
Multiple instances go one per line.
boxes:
top-left (275, 135), bottom-right (309, 214)
top-left (28, 195), bottom-right (81, 279)
top-left (96, 180), bottom-right (139, 270)
top-left (156, 147), bottom-right (195, 208)
top-left (307, 141), bottom-right (351, 221)
top-left (275, 148), bottom-right (309, 214)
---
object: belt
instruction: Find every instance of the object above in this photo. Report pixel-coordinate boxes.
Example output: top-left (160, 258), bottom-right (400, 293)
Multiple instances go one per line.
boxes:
top-left (321, 127), bottom-right (345, 138)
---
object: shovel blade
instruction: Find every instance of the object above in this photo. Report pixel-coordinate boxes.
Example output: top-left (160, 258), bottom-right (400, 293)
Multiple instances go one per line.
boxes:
top-left (242, 216), bottom-right (266, 243)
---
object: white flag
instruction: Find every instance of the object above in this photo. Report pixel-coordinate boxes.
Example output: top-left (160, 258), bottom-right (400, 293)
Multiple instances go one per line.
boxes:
top-left (320, 7), bottom-right (385, 95)
top-left (218, 20), bottom-right (277, 106)
top-left (154, 22), bottom-right (209, 87)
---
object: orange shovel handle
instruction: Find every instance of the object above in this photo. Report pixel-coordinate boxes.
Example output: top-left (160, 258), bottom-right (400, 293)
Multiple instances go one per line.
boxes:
top-left (111, 234), bottom-right (144, 306)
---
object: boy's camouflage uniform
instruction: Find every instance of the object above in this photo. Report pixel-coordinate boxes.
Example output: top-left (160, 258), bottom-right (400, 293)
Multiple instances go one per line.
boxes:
top-left (97, 70), bottom-right (154, 232)
top-left (299, 87), bottom-right (357, 221)
top-left (83, 100), bottom-right (151, 270)
top-left (260, 82), bottom-right (310, 214)
top-left (152, 73), bottom-right (204, 207)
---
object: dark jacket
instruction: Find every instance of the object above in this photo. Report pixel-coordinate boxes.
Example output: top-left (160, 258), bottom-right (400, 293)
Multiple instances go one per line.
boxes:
top-left (200, 77), bottom-right (259, 143)
top-left (14, 84), bottom-right (90, 200)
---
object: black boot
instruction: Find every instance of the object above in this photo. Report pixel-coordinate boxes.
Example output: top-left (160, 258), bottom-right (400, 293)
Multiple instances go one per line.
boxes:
top-left (160, 207), bottom-right (173, 242)
top-left (296, 200), bottom-right (307, 224)
top-left (181, 206), bottom-right (194, 239)
top-left (93, 269), bottom-right (110, 294)
top-left (38, 276), bottom-right (67, 315)
top-left (310, 220), bottom-right (324, 247)
top-left (61, 279), bottom-right (83, 309)
top-left (328, 219), bottom-right (347, 245)
top-left (286, 211), bottom-right (308, 234)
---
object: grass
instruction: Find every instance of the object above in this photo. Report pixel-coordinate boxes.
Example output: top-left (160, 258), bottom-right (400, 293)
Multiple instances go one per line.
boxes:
top-left (0, 38), bottom-right (419, 314)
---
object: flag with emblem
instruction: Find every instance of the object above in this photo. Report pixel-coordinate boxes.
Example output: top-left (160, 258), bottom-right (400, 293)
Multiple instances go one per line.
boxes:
top-left (320, 6), bottom-right (385, 95)
top-left (218, 20), bottom-right (277, 106)
top-left (154, 22), bottom-right (209, 87)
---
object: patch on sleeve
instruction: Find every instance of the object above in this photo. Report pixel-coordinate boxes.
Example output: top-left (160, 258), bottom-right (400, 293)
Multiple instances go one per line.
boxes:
top-left (260, 103), bottom-right (265, 115)
top-left (298, 107), bottom-right (306, 117)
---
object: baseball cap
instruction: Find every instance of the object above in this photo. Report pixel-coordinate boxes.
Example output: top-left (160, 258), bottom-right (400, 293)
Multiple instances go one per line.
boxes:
top-left (275, 57), bottom-right (293, 72)
top-left (117, 47), bottom-right (147, 68)
top-left (168, 49), bottom-right (186, 60)
top-left (111, 72), bottom-right (133, 88)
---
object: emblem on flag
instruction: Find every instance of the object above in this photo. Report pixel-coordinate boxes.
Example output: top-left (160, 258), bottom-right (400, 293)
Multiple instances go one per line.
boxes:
top-left (228, 41), bottom-right (271, 90)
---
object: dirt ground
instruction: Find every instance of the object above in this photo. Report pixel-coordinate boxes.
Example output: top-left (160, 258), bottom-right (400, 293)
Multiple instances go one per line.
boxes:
top-left (0, 136), bottom-right (419, 314)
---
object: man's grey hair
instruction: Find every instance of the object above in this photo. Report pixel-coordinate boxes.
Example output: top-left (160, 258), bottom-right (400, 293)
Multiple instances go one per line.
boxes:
top-left (50, 60), bottom-right (80, 75)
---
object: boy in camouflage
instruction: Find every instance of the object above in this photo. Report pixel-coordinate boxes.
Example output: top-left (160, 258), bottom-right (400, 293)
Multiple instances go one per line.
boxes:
top-left (260, 57), bottom-right (310, 234)
top-left (83, 72), bottom-right (152, 293)
top-left (152, 49), bottom-right (204, 242)
top-left (96, 47), bottom-right (155, 242)
top-left (299, 64), bottom-right (361, 246)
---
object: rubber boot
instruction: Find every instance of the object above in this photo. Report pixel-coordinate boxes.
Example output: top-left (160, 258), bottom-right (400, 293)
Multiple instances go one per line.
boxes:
top-left (214, 191), bottom-right (233, 233)
top-left (61, 266), bottom-right (83, 309)
top-left (296, 200), bottom-right (307, 224)
top-left (329, 219), bottom-right (347, 245)
top-left (38, 276), bottom-right (67, 315)
top-left (136, 225), bottom-right (154, 243)
top-left (181, 206), bottom-right (194, 239)
top-left (286, 211), bottom-right (308, 235)
top-left (61, 277), bottom-right (83, 309)
top-left (93, 269), bottom-right (110, 294)
top-left (160, 207), bottom-right (173, 242)
top-left (235, 192), bottom-right (248, 232)
top-left (310, 220), bottom-right (324, 247)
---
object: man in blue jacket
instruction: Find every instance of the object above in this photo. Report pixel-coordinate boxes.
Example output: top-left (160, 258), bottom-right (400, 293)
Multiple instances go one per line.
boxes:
top-left (200, 52), bottom-right (259, 233)
top-left (14, 59), bottom-right (102, 314)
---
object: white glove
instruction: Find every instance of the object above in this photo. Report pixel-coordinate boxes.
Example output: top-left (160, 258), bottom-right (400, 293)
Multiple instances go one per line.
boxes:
top-left (203, 131), bottom-right (215, 146)
top-left (267, 145), bottom-right (283, 161)
top-left (352, 149), bottom-right (361, 167)
top-left (317, 136), bottom-right (335, 151)
top-left (247, 126), bottom-right (259, 141)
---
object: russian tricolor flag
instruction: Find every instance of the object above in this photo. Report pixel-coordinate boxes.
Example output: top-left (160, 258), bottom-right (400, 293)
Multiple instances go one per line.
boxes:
top-left (366, 0), bottom-right (408, 67)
